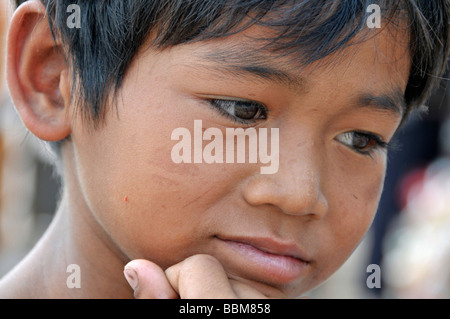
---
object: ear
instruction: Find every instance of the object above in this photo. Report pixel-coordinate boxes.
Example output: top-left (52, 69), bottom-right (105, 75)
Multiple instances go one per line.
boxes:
top-left (7, 0), bottom-right (72, 142)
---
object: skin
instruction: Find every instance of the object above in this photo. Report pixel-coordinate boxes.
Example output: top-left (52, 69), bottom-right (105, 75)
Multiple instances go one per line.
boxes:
top-left (0, 0), bottom-right (411, 298)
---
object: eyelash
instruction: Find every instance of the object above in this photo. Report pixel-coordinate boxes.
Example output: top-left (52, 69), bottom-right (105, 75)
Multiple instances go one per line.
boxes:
top-left (206, 98), bottom-right (268, 126)
top-left (338, 130), bottom-right (391, 158)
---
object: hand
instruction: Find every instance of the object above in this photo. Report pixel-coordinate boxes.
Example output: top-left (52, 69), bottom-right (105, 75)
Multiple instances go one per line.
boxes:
top-left (123, 254), bottom-right (268, 299)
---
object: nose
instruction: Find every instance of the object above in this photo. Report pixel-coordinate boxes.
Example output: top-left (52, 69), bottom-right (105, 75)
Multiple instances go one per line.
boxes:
top-left (243, 138), bottom-right (328, 220)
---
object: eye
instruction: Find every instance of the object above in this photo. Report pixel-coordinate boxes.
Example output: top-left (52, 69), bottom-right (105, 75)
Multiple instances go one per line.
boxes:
top-left (208, 99), bottom-right (267, 124)
top-left (336, 131), bottom-right (388, 156)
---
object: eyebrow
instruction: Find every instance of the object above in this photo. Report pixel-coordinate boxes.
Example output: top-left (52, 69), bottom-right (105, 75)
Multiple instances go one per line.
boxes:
top-left (226, 64), bottom-right (308, 92)
top-left (199, 47), bottom-right (309, 91)
top-left (197, 51), bottom-right (406, 117)
top-left (357, 91), bottom-right (406, 117)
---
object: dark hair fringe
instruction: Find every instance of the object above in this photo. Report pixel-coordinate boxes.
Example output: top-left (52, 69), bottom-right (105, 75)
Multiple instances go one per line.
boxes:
top-left (14, 0), bottom-right (450, 129)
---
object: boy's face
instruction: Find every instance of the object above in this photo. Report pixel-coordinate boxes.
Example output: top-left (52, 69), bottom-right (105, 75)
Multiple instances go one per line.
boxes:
top-left (69, 25), bottom-right (410, 297)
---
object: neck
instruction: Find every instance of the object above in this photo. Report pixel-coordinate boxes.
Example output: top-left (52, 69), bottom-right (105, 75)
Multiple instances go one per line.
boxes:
top-left (0, 150), bottom-right (133, 298)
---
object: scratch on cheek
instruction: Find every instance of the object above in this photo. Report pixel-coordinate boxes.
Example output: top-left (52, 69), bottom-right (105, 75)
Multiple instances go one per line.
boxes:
top-left (150, 173), bottom-right (181, 189)
top-left (182, 188), bottom-right (211, 209)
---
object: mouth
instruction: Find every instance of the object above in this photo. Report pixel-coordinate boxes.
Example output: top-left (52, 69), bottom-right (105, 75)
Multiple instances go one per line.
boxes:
top-left (214, 235), bottom-right (311, 286)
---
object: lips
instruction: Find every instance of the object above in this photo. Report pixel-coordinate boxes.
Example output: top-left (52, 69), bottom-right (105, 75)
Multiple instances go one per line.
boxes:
top-left (214, 235), bottom-right (311, 285)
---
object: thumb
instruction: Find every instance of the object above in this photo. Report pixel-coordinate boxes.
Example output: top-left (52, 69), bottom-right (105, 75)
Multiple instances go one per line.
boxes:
top-left (123, 259), bottom-right (178, 299)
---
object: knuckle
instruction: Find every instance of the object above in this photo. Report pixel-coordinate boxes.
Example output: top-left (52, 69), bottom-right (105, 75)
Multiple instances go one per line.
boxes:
top-left (185, 254), bottom-right (221, 269)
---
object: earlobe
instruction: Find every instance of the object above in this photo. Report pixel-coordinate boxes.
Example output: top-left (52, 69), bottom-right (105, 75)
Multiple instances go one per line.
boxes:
top-left (7, 0), bottom-right (72, 142)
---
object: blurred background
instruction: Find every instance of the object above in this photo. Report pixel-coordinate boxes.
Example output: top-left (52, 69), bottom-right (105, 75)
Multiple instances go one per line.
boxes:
top-left (0, 1), bottom-right (449, 298)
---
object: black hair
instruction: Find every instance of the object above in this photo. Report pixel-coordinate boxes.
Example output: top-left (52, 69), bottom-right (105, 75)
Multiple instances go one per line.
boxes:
top-left (14, 0), bottom-right (450, 128)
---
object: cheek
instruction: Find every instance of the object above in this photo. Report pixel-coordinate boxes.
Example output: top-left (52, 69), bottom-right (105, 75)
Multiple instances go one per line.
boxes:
top-left (316, 157), bottom-right (385, 279)
top-left (332, 150), bottom-right (386, 219)
top-left (70, 99), bottom-right (245, 267)
top-left (70, 124), bottom-right (194, 265)
top-left (338, 158), bottom-right (385, 236)
top-left (110, 159), bottom-right (241, 267)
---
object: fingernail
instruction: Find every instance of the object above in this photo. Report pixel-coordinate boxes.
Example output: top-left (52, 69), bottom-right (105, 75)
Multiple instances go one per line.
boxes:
top-left (124, 267), bottom-right (139, 291)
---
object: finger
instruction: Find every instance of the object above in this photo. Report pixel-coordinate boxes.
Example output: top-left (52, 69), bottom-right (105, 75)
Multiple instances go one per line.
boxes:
top-left (229, 279), bottom-right (267, 299)
top-left (165, 254), bottom-right (265, 299)
top-left (165, 254), bottom-right (236, 299)
top-left (124, 259), bottom-right (178, 299)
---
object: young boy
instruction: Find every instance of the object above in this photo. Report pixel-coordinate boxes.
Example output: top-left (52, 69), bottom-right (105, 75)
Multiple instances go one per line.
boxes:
top-left (0, 0), bottom-right (448, 298)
